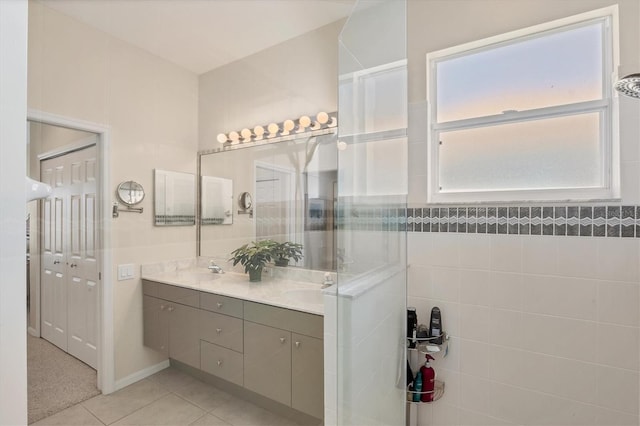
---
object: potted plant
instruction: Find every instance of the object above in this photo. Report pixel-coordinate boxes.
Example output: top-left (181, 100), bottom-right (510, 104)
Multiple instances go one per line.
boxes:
top-left (229, 240), bottom-right (277, 282)
top-left (272, 241), bottom-right (304, 267)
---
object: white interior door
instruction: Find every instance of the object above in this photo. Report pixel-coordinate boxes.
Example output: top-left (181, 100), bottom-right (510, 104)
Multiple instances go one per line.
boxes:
top-left (40, 145), bottom-right (99, 368)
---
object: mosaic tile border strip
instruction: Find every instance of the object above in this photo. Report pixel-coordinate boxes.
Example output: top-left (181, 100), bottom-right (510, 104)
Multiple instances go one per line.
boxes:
top-left (406, 206), bottom-right (639, 237)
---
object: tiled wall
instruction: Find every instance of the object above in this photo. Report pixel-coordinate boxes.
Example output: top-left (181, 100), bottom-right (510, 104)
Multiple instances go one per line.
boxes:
top-left (407, 206), bottom-right (640, 238)
top-left (408, 231), bottom-right (640, 425)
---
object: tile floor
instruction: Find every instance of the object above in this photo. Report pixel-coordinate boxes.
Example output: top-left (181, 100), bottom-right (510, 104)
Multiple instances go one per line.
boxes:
top-left (33, 367), bottom-right (304, 425)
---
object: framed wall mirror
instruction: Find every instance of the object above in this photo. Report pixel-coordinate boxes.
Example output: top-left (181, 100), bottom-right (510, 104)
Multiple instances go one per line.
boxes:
top-left (154, 169), bottom-right (196, 226)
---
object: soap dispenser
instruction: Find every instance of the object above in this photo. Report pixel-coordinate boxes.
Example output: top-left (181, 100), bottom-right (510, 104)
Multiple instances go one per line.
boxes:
top-left (419, 354), bottom-right (436, 402)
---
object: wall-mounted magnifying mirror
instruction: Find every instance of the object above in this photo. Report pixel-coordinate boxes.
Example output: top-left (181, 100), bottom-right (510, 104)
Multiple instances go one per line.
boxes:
top-left (238, 192), bottom-right (252, 211)
top-left (116, 181), bottom-right (145, 206)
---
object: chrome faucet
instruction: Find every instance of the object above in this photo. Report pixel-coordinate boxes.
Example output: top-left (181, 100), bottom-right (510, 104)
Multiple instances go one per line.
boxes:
top-left (208, 261), bottom-right (224, 274)
top-left (321, 272), bottom-right (335, 289)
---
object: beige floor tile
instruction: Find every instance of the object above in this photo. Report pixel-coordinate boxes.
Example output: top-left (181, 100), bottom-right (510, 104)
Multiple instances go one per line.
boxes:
top-left (173, 379), bottom-right (236, 412)
top-left (210, 398), bottom-right (299, 426)
top-left (82, 378), bottom-right (169, 424)
top-left (190, 413), bottom-right (232, 425)
top-left (32, 404), bottom-right (103, 425)
top-left (112, 394), bottom-right (204, 426)
top-left (147, 367), bottom-right (200, 393)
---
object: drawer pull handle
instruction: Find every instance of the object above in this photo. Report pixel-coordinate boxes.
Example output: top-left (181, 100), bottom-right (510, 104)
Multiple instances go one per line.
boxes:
top-left (70, 263), bottom-right (77, 268)
top-left (217, 360), bottom-right (223, 367)
top-left (280, 337), bottom-right (286, 344)
top-left (159, 305), bottom-right (166, 311)
top-left (295, 341), bottom-right (301, 348)
top-left (53, 260), bottom-right (60, 265)
top-left (167, 306), bottom-right (175, 312)
top-left (216, 328), bottom-right (222, 334)
top-left (216, 302), bottom-right (223, 309)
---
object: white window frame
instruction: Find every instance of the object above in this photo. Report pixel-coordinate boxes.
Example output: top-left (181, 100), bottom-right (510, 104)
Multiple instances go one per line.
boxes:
top-left (426, 6), bottom-right (620, 204)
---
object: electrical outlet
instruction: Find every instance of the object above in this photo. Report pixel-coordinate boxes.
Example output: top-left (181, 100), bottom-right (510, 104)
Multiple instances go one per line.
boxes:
top-left (117, 263), bottom-right (135, 281)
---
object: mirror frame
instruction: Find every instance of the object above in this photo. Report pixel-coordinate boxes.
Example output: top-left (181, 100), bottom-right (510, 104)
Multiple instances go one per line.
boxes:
top-left (116, 181), bottom-right (145, 206)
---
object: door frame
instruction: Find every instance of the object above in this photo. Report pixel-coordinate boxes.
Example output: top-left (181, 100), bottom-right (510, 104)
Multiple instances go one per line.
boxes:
top-left (27, 109), bottom-right (114, 394)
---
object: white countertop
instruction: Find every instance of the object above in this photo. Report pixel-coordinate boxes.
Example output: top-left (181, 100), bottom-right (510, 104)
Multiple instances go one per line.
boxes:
top-left (141, 268), bottom-right (325, 316)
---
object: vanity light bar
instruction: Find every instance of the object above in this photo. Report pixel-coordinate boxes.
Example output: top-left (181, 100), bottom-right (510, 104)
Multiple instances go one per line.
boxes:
top-left (216, 112), bottom-right (337, 145)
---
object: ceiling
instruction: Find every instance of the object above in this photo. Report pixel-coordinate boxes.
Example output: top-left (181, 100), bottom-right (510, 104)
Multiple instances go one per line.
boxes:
top-left (40, 0), bottom-right (355, 75)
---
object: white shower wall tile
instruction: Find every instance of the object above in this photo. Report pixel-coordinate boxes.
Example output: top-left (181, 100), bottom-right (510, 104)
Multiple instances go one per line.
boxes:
top-left (597, 280), bottom-right (640, 326)
top-left (522, 275), bottom-right (597, 321)
top-left (620, 161), bottom-right (640, 205)
top-left (407, 231), bottom-right (640, 426)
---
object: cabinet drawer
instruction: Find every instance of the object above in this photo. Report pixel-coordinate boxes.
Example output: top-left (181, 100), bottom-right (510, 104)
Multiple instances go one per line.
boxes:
top-left (142, 280), bottom-right (159, 297)
top-left (244, 301), bottom-right (323, 339)
top-left (158, 283), bottom-right (199, 308)
top-left (201, 341), bottom-right (243, 386)
top-left (200, 310), bottom-right (243, 353)
top-left (200, 293), bottom-right (243, 318)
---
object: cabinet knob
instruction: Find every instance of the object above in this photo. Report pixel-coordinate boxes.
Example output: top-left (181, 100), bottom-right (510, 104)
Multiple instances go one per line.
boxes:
top-left (216, 328), bottom-right (222, 334)
top-left (280, 337), bottom-right (286, 344)
top-left (217, 360), bottom-right (223, 367)
top-left (216, 302), bottom-right (223, 309)
top-left (53, 260), bottom-right (60, 265)
top-left (167, 306), bottom-right (175, 312)
top-left (70, 263), bottom-right (77, 268)
top-left (159, 305), bottom-right (166, 311)
top-left (295, 341), bottom-right (301, 348)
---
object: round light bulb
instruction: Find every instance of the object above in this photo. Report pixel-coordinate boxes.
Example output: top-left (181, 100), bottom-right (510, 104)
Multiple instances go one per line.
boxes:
top-left (241, 128), bottom-right (252, 141)
top-left (228, 131), bottom-right (240, 142)
top-left (267, 123), bottom-right (279, 137)
top-left (298, 115), bottom-right (311, 130)
top-left (254, 125), bottom-right (265, 139)
top-left (216, 133), bottom-right (228, 144)
top-left (283, 119), bottom-right (295, 132)
top-left (316, 111), bottom-right (329, 124)
top-left (337, 140), bottom-right (347, 151)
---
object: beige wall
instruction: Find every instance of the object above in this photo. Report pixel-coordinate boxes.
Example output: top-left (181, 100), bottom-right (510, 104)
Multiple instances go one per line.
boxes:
top-left (407, 1), bottom-right (640, 425)
top-left (28, 1), bottom-right (198, 381)
top-left (198, 19), bottom-right (343, 152)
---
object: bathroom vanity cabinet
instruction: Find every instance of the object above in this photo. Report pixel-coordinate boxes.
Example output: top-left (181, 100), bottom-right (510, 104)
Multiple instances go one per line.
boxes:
top-left (142, 282), bottom-right (200, 369)
top-left (142, 279), bottom-right (324, 419)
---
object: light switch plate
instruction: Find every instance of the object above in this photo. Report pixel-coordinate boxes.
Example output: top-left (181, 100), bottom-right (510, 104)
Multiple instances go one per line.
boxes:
top-left (117, 263), bottom-right (135, 281)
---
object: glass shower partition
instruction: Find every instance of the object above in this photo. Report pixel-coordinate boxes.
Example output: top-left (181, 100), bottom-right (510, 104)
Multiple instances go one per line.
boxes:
top-left (327, 1), bottom-right (408, 425)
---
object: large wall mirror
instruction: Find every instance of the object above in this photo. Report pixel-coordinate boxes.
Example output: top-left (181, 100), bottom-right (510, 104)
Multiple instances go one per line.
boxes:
top-left (154, 169), bottom-right (196, 226)
top-left (199, 131), bottom-right (337, 271)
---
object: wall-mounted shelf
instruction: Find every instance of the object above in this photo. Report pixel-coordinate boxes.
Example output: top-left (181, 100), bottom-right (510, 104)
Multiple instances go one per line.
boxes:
top-left (407, 332), bottom-right (449, 358)
top-left (406, 380), bottom-right (445, 404)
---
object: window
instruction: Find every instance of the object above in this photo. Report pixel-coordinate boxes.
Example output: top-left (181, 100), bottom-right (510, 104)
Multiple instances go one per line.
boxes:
top-left (426, 7), bottom-right (619, 203)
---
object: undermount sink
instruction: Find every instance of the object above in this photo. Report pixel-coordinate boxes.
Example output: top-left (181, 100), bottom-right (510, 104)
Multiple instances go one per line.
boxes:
top-left (284, 288), bottom-right (324, 306)
top-left (177, 271), bottom-right (223, 281)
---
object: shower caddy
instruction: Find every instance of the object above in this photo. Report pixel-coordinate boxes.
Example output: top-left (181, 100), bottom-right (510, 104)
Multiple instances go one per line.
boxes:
top-left (406, 332), bottom-right (449, 404)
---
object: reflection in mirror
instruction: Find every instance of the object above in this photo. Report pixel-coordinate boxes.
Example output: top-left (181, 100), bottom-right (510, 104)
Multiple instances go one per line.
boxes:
top-left (116, 181), bottom-right (145, 206)
top-left (154, 169), bottom-right (196, 226)
top-left (199, 131), bottom-right (337, 271)
top-left (201, 176), bottom-right (233, 225)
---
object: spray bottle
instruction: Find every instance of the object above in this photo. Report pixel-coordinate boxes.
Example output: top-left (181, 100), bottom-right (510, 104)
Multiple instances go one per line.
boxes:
top-left (419, 354), bottom-right (436, 402)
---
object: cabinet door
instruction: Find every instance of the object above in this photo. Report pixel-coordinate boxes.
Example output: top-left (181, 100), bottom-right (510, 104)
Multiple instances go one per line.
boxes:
top-left (244, 321), bottom-right (291, 406)
top-left (168, 303), bottom-right (200, 368)
top-left (143, 295), bottom-right (168, 356)
top-left (292, 334), bottom-right (324, 418)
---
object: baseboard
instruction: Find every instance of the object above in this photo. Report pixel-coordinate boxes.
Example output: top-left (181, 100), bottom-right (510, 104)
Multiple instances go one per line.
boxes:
top-left (113, 359), bottom-right (170, 392)
top-left (27, 327), bottom-right (38, 337)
